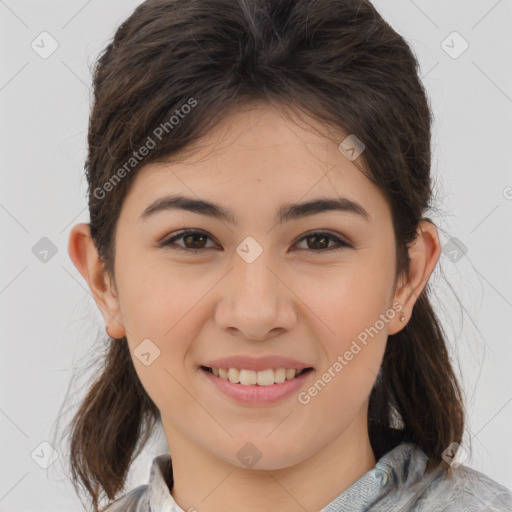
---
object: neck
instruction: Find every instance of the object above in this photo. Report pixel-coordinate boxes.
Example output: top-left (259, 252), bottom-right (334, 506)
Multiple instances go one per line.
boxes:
top-left (163, 407), bottom-right (377, 512)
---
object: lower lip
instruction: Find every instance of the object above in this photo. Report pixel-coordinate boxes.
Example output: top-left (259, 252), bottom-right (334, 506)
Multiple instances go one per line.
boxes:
top-left (200, 367), bottom-right (314, 405)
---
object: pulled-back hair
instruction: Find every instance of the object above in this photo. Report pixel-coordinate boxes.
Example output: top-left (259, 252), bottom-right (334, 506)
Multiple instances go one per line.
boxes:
top-left (61, 0), bottom-right (465, 510)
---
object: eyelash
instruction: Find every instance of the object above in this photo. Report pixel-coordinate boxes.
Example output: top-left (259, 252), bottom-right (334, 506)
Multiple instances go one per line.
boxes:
top-left (159, 229), bottom-right (352, 254)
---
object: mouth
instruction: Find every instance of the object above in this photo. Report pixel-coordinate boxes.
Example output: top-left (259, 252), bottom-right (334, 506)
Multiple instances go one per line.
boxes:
top-left (200, 365), bottom-right (314, 386)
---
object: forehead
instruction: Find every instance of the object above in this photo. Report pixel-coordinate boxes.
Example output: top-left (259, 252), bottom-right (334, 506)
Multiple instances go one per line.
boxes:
top-left (121, 102), bottom-right (390, 225)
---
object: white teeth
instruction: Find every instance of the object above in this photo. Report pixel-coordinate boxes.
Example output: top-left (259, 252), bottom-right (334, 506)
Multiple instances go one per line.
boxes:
top-left (285, 368), bottom-right (296, 380)
top-left (274, 367), bottom-right (286, 383)
top-left (209, 366), bottom-right (306, 385)
top-left (239, 369), bottom-right (257, 385)
top-left (256, 369), bottom-right (274, 386)
top-left (227, 368), bottom-right (240, 383)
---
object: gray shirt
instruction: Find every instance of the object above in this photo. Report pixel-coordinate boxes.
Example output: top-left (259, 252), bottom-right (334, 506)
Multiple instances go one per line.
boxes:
top-left (102, 441), bottom-right (512, 511)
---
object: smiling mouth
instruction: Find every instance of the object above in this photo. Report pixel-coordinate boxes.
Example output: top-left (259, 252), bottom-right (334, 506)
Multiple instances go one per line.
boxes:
top-left (200, 365), bottom-right (314, 386)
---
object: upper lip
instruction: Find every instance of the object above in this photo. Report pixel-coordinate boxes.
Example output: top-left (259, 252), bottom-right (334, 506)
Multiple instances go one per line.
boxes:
top-left (201, 355), bottom-right (314, 371)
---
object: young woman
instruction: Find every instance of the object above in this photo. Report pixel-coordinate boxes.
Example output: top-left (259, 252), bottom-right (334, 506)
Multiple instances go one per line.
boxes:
top-left (65, 0), bottom-right (512, 510)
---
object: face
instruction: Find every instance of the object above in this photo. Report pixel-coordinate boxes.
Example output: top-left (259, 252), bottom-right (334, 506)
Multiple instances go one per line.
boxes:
top-left (70, 101), bottom-right (436, 471)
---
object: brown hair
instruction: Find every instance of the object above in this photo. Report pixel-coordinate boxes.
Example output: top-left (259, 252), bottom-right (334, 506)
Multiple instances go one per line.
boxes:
top-left (60, 0), bottom-right (465, 509)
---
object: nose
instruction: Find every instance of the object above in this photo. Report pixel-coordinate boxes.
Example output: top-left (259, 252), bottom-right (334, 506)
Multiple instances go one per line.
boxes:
top-left (214, 249), bottom-right (298, 341)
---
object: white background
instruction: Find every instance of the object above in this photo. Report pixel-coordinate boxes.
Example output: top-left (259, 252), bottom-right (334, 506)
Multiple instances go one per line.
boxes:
top-left (0, 0), bottom-right (511, 510)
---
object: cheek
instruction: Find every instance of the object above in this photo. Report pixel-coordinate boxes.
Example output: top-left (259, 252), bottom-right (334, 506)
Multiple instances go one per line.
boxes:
top-left (300, 287), bottom-right (390, 425)
top-left (118, 259), bottom-right (212, 341)
top-left (302, 252), bottom-right (394, 390)
top-left (306, 257), bottom-right (395, 341)
top-left (120, 270), bottom-right (211, 417)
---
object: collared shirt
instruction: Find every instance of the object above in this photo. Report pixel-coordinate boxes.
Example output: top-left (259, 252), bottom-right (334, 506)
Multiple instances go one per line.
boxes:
top-left (102, 441), bottom-right (512, 511)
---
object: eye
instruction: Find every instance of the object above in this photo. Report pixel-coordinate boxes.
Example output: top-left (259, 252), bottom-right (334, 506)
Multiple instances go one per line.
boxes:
top-left (292, 231), bottom-right (352, 252)
top-left (159, 229), bottom-right (351, 254)
top-left (159, 229), bottom-right (218, 253)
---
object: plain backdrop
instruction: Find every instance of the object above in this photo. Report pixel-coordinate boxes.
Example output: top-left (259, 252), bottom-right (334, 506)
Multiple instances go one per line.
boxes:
top-left (1, 0), bottom-right (511, 510)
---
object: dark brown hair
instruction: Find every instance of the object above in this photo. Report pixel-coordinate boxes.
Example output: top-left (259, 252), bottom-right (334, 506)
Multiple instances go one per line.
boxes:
top-left (60, 0), bottom-right (466, 510)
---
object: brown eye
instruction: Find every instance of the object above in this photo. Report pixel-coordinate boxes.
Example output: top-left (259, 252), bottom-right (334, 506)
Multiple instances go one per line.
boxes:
top-left (160, 230), bottom-right (217, 252)
top-left (293, 231), bottom-right (351, 252)
top-left (182, 233), bottom-right (207, 249)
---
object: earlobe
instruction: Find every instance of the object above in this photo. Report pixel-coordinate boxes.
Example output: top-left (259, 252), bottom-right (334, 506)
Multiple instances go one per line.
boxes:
top-left (67, 223), bottom-right (126, 339)
top-left (389, 220), bottom-right (441, 335)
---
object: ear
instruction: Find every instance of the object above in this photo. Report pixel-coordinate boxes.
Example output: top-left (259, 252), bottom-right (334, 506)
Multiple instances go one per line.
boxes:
top-left (388, 220), bottom-right (441, 335)
top-left (67, 223), bottom-right (126, 339)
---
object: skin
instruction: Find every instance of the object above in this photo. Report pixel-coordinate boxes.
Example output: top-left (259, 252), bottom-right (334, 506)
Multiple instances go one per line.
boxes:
top-left (68, 101), bottom-right (441, 512)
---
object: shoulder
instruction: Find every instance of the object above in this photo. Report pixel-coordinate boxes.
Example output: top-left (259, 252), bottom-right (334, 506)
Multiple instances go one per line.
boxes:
top-left (417, 462), bottom-right (512, 511)
top-left (101, 484), bottom-right (149, 512)
top-left (375, 442), bottom-right (512, 511)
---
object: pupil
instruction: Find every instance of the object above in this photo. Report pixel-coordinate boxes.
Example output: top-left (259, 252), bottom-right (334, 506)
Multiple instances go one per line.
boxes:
top-left (309, 234), bottom-right (328, 249)
top-left (185, 234), bottom-right (206, 249)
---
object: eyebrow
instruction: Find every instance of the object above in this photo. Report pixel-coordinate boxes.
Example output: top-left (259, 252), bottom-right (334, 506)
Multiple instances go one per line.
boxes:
top-left (139, 194), bottom-right (370, 224)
